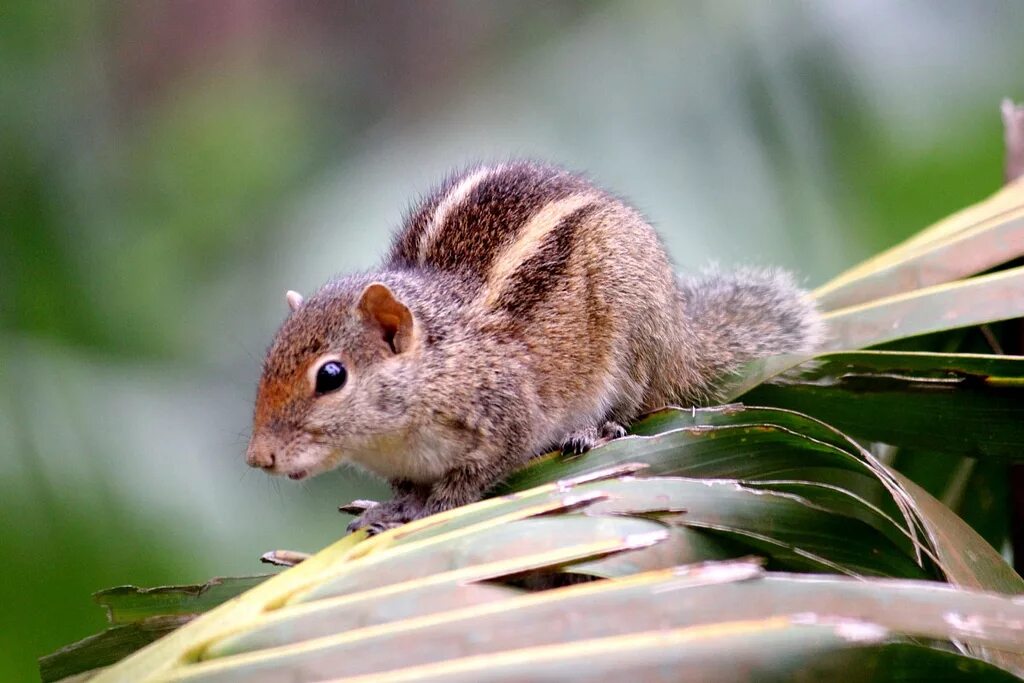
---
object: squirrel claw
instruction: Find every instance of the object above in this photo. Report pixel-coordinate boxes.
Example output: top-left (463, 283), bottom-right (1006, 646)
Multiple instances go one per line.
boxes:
top-left (345, 497), bottom-right (423, 535)
top-left (339, 499), bottom-right (380, 515)
top-left (347, 517), bottom-right (402, 535)
top-left (560, 421), bottom-right (627, 457)
top-left (560, 434), bottom-right (595, 457)
top-left (600, 421), bottom-right (627, 440)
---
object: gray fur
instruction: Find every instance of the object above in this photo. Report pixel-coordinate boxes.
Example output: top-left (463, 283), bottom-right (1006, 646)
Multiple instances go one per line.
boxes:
top-left (675, 266), bottom-right (824, 401)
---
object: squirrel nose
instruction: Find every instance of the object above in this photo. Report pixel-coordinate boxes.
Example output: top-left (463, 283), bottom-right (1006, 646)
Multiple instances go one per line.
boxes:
top-left (245, 440), bottom-right (276, 469)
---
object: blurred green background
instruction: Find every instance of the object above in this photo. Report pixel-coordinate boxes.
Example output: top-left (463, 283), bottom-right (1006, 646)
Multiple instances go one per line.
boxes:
top-left (2, 1), bottom-right (1023, 679)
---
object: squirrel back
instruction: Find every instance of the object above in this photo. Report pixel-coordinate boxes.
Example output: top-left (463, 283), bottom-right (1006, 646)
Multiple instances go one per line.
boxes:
top-left (247, 161), bottom-right (822, 532)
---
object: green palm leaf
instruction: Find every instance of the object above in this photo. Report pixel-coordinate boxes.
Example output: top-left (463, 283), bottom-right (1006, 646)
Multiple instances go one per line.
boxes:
top-left (743, 351), bottom-right (1024, 460)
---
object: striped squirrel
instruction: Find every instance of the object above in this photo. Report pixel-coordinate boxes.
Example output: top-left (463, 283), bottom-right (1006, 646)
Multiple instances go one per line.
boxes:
top-left (246, 161), bottom-right (823, 533)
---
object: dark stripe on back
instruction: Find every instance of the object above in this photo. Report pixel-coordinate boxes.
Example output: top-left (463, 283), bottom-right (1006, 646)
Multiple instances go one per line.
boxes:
top-left (491, 203), bottom-right (600, 319)
top-left (416, 163), bottom-right (587, 278)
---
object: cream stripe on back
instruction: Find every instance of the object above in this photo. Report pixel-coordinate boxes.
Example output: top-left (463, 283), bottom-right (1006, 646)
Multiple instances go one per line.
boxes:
top-left (417, 165), bottom-right (498, 265)
top-left (483, 192), bottom-right (597, 308)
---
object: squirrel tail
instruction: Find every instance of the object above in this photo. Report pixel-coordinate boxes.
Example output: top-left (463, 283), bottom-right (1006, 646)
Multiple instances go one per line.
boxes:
top-left (675, 266), bottom-right (824, 400)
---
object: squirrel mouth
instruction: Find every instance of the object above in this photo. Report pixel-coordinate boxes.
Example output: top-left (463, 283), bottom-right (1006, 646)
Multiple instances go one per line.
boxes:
top-left (287, 470), bottom-right (309, 481)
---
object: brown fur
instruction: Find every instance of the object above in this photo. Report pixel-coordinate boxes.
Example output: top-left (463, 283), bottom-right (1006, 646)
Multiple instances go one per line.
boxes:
top-left (246, 161), bottom-right (823, 533)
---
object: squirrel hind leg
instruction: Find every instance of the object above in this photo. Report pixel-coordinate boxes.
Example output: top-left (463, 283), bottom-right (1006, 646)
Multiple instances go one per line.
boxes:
top-left (600, 421), bottom-right (628, 440)
top-left (560, 426), bottom-right (599, 456)
top-left (559, 420), bottom-right (627, 457)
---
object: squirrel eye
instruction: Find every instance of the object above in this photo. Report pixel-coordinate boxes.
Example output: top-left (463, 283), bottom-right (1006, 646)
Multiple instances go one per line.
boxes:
top-left (314, 361), bottom-right (347, 394)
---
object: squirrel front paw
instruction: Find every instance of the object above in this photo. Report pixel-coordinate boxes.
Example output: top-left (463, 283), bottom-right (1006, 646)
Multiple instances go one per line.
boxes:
top-left (345, 497), bottom-right (425, 535)
top-left (559, 421), bottom-right (627, 456)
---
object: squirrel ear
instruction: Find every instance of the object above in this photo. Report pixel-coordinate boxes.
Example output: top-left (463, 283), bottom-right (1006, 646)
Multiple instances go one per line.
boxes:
top-left (358, 283), bottom-right (416, 354)
top-left (286, 290), bottom-right (304, 312)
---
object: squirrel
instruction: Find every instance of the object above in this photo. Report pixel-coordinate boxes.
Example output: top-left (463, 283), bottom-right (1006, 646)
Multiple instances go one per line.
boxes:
top-left (245, 161), bottom-right (823, 534)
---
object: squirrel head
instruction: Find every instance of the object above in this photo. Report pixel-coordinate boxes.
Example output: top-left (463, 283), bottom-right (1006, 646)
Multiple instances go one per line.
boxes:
top-left (246, 276), bottom-right (421, 481)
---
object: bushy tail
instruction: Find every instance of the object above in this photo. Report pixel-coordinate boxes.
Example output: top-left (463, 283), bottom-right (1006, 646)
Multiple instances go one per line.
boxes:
top-left (676, 266), bottom-right (824, 398)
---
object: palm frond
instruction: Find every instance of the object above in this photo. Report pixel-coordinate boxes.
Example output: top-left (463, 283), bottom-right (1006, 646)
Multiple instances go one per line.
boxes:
top-left (45, 160), bottom-right (1024, 682)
